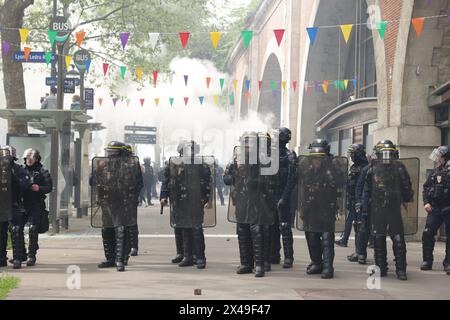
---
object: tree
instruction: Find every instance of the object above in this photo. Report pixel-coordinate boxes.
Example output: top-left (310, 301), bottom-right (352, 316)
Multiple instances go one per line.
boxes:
top-left (0, 0), bottom-right (35, 134)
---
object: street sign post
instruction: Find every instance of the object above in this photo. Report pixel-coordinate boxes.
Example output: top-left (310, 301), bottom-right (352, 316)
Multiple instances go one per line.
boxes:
top-left (124, 125), bottom-right (157, 132)
top-left (124, 133), bottom-right (156, 145)
top-left (13, 51), bottom-right (56, 63)
top-left (84, 88), bottom-right (94, 110)
top-left (63, 78), bottom-right (75, 94)
top-left (46, 77), bottom-right (80, 87)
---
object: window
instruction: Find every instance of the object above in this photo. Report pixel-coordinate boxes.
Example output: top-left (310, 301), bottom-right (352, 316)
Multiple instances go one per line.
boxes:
top-left (326, 131), bottom-right (339, 156)
top-left (339, 129), bottom-right (352, 156)
top-left (363, 122), bottom-right (377, 153)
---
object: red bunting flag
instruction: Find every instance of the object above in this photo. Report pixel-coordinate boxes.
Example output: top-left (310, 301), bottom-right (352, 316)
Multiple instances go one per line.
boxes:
top-left (274, 29), bottom-right (285, 46)
top-left (183, 97), bottom-right (189, 106)
top-left (140, 99), bottom-right (145, 107)
top-left (179, 32), bottom-right (190, 49)
top-left (293, 81), bottom-right (297, 92)
top-left (103, 63), bottom-right (109, 77)
top-left (206, 77), bottom-right (211, 89)
top-left (152, 70), bottom-right (158, 87)
top-left (258, 81), bottom-right (263, 91)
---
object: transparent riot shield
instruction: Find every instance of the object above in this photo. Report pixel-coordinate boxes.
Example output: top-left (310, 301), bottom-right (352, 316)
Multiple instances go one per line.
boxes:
top-left (0, 150), bottom-right (12, 222)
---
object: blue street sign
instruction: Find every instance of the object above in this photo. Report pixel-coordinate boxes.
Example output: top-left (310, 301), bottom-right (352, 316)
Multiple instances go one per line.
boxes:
top-left (13, 51), bottom-right (56, 63)
top-left (84, 88), bottom-right (94, 110)
top-left (45, 77), bottom-right (80, 87)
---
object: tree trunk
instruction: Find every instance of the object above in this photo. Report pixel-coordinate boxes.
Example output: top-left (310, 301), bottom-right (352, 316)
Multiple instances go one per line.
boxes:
top-left (0, 0), bottom-right (34, 135)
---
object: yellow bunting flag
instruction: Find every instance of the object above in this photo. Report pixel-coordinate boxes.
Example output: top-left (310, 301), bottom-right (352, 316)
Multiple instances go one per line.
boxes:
top-left (214, 95), bottom-right (220, 106)
top-left (340, 24), bottom-right (353, 43)
top-left (65, 55), bottom-right (72, 69)
top-left (282, 81), bottom-right (286, 91)
top-left (344, 79), bottom-right (349, 89)
top-left (137, 67), bottom-right (143, 80)
top-left (210, 32), bottom-right (221, 50)
top-left (155, 98), bottom-right (160, 107)
top-left (19, 28), bottom-right (29, 44)
top-left (233, 79), bottom-right (238, 91)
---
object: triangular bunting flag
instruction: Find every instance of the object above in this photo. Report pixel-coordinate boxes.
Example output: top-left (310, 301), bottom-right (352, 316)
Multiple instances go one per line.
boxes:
top-left (103, 63), bottom-right (109, 77)
top-left (282, 81), bottom-right (286, 91)
top-left (313, 81), bottom-right (320, 92)
top-left (305, 82), bottom-right (311, 96)
top-left (206, 77), bottom-right (211, 89)
top-left (199, 96), bottom-right (205, 105)
top-left (179, 32), bottom-right (190, 49)
top-left (220, 78), bottom-right (225, 90)
top-left (233, 79), bottom-right (238, 91)
top-left (245, 92), bottom-right (251, 101)
top-left (85, 60), bottom-right (91, 73)
top-left (241, 30), bottom-right (253, 49)
top-left (19, 28), bottom-right (29, 44)
top-left (65, 55), bottom-right (72, 69)
top-left (75, 31), bottom-right (86, 47)
top-left (169, 97), bottom-right (174, 106)
top-left (45, 51), bottom-right (52, 65)
top-left (98, 98), bottom-right (103, 107)
top-left (376, 21), bottom-right (388, 40)
top-left (274, 29), bottom-right (285, 46)
top-left (149, 33), bottom-right (159, 50)
top-left (183, 97), bottom-right (189, 106)
top-left (270, 80), bottom-right (276, 91)
top-left (184, 75), bottom-right (188, 86)
top-left (214, 95), bottom-right (220, 106)
top-left (334, 80), bottom-right (339, 90)
top-left (340, 80), bottom-right (346, 90)
top-left (306, 27), bottom-right (318, 46)
top-left (2, 41), bottom-right (10, 56)
top-left (112, 98), bottom-right (118, 107)
top-left (411, 17), bottom-right (425, 37)
top-left (322, 80), bottom-right (329, 94)
top-left (210, 32), bottom-right (221, 50)
top-left (258, 80), bottom-right (263, 91)
top-left (229, 93), bottom-right (235, 105)
top-left (152, 70), bottom-right (158, 87)
top-left (24, 47), bottom-right (31, 62)
top-left (344, 79), bottom-right (349, 89)
top-left (120, 32), bottom-right (130, 50)
top-left (246, 79), bottom-right (251, 92)
top-left (155, 98), bottom-right (160, 107)
top-left (47, 30), bottom-right (57, 46)
top-left (273, 29), bottom-right (284, 46)
top-left (120, 66), bottom-right (126, 80)
top-left (353, 79), bottom-right (357, 89)
top-left (136, 67), bottom-right (143, 80)
top-left (140, 99), bottom-right (145, 107)
top-left (340, 24), bottom-right (353, 43)
top-left (293, 81), bottom-right (297, 92)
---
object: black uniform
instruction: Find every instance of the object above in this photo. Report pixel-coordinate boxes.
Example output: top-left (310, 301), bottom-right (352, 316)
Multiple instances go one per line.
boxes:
top-left (22, 162), bottom-right (52, 266)
top-left (354, 163), bottom-right (371, 263)
top-left (421, 146), bottom-right (450, 272)
top-left (215, 162), bottom-right (225, 206)
top-left (270, 128), bottom-right (297, 268)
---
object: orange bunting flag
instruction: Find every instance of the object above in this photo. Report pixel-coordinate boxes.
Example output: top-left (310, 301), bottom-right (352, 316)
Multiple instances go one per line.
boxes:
top-left (98, 98), bottom-right (103, 106)
top-left (206, 77), bottom-right (211, 89)
top-left (23, 47), bottom-right (31, 62)
top-left (75, 31), bottom-right (86, 47)
top-left (322, 80), bottom-right (329, 94)
top-left (245, 92), bottom-right (251, 101)
top-left (411, 17), bottom-right (425, 37)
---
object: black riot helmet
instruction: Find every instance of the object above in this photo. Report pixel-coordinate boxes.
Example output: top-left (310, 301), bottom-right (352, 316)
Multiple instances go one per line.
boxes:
top-left (105, 141), bottom-right (125, 157)
top-left (347, 144), bottom-right (366, 164)
top-left (177, 140), bottom-right (200, 156)
top-left (429, 146), bottom-right (450, 166)
top-left (23, 148), bottom-right (41, 163)
top-left (123, 144), bottom-right (134, 156)
top-left (278, 127), bottom-right (292, 145)
top-left (308, 139), bottom-right (331, 157)
top-left (1, 145), bottom-right (17, 161)
top-left (373, 140), bottom-right (399, 160)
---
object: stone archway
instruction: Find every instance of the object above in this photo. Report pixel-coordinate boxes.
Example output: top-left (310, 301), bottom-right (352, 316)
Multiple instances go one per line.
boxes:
top-left (257, 53), bottom-right (282, 127)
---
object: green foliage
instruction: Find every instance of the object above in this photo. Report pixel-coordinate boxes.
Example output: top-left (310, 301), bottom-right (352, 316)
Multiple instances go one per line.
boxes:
top-left (0, 276), bottom-right (20, 300)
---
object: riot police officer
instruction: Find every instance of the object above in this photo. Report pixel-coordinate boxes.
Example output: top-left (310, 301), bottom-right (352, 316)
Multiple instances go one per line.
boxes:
top-left (298, 139), bottom-right (347, 279)
top-left (362, 140), bottom-right (416, 280)
top-left (270, 127), bottom-right (297, 268)
top-left (224, 132), bottom-right (276, 277)
top-left (22, 148), bottom-right (53, 267)
top-left (421, 146), bottom-right (450, 273)
top-left (0, 146), bottom-right (30, 269)
top-left (92, 141), bottom-right (142, 272)
top-left (160, 140), bottom-right (214, 269)
top-left (342, 144), bottom-right (369, 261)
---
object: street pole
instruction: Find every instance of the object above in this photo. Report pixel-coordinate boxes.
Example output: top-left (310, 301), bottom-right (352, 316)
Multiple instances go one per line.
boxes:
top-left (80, 71), bottom-right (85, 110)
top-left (56, 45), bottom-right (64, 110)
top-left (50, 0), bottom-right (57, 86)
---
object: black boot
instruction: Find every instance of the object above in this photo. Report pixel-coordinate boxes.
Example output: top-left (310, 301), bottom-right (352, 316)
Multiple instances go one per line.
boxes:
top-left (421, 229), bottom-right (434, 270)
top-left (114, 226), bottom-right (126, 272)
top-left (128, 224), bottom-right (139, 256)
top-left (374, 235), bottom-right (388, 277)
top-left (251, 225), bottom-right (265, 277)
top-left (178, 228), bottom-right (194, 267)
top-left (270, 221), bottom-right (281, 264)
top-left (281, 223), bottom-right (294, 268)
top-left (236, 224), bottom-right (253, 274)
top-left (11, 226), bottom-right (24, 269)
top-left (26, 224), bottom-right (38, 266)
top-left (98, 228), bottom-right (116, 268)
top-left (193, 227), bottom-right (206, 269)
top-left (356, 217), bottom-right (369, 264)
top-left (0, 222), bottom-right (8, 267)
top-left (172, 227), bottom-right (184, 263)
top-left (392, 234), bottom-right (407, 281)
top-left (123, 226), bottom-right (131, 266)
top-left (305, 232), bottom-right (323, 274)
top-left (321, 232), bottom-right (335, 279)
